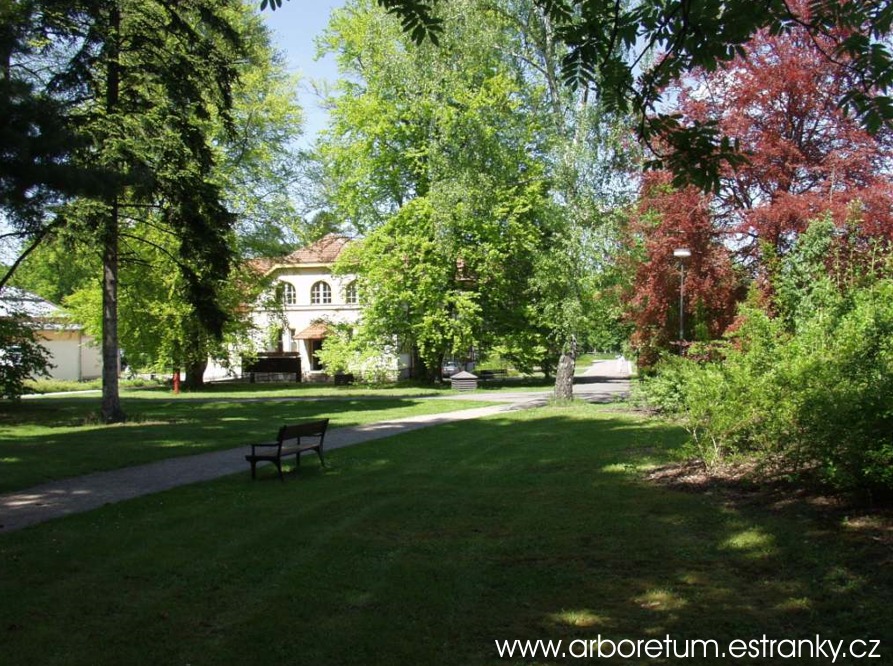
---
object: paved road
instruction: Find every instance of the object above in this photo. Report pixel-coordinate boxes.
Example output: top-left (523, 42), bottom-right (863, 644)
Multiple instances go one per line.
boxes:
top-left (0, 360), bottom-right (629, 533)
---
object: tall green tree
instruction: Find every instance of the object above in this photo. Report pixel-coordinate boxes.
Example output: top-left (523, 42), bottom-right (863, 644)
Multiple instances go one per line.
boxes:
top-left (320, 0), bottom-right (557, 379)
top-left (13, 2), bottom-right (303, 391)
top-left (267, 0), bottom-right (893, 191)
top-left (0, 1), bottom-right (104, 235)
top-left (2, 0), bottom-right (248, 421)
top-left (491, 0), bottom-right (638, 398)
top-left (319, 0), bottom-right (637, 390)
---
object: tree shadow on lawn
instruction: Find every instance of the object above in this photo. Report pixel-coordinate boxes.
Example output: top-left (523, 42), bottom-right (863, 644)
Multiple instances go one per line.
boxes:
top-left (1, 406), bottom-right (889, 665)
top-left (296, 412), bottom-right (892, 664)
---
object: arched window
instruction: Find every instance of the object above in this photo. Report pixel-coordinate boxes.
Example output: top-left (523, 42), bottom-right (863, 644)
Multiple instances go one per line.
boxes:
top-left (310, 281), bottom-right (332, 305)
top-left (280, 282), bottom-right (297, 306)
top-left (345, 281), bottom-right (358, 305)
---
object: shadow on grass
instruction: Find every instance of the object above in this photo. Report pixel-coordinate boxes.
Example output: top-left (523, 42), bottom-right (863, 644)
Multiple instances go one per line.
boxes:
top-left (1, 405), bottom-right (889, 665)
top-left (0, 396), bottom-right (492, 493)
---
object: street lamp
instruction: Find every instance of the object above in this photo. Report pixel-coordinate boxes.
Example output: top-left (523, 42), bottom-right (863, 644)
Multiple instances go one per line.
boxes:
top-left (673, 248), bottom-right (692, 342)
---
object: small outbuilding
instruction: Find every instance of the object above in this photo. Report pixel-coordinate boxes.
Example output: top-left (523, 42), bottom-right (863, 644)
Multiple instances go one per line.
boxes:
top-left (0, 288), bottom-right (103, 382)
top-left (450, 370), bottom-right (479, 391)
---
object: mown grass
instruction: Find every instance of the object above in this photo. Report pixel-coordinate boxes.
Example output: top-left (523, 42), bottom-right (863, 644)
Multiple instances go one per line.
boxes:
top-left (1, 403), bottom-right (889, 665)
top-left (23, 379), bottom-right (455, 399)
top-left (0, 394), bottom-right (493, 493)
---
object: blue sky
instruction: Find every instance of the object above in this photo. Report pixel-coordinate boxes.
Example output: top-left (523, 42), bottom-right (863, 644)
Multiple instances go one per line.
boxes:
top-left (259, 0), bottom-right (346, 145)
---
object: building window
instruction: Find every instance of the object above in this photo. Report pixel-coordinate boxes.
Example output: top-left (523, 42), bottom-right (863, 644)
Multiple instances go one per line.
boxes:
top-left (311, 281), bottom-right (331, 305)
top-left (279, 282), bottom-right (297, 306)
top-left (345, 281), bottom-right (358, 305)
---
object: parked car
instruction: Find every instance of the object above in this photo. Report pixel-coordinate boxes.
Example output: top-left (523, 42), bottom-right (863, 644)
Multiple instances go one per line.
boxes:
top-left (441, 360), bottom-right (461, 378)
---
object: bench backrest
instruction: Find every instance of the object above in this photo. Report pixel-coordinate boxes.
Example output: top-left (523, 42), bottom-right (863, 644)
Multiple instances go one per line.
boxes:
top-left (277, 419), bottom-right (329, 444)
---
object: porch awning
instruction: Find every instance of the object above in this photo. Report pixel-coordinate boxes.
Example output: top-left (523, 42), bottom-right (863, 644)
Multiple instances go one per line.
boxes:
top-left (294, 322), bottom-right (330, 340)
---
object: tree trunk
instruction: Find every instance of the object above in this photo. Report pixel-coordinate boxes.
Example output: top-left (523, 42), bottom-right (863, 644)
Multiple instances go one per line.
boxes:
top-left (184, 359), bottom-right (207, 390)
top-left (101, 201), bottom-right (125, 422)
top-left (100, 4), bottom-right (125, 424)
top-left (410, 346), bottom-right (428, 381)
top-left (553, 335), bottom-right (576, 402)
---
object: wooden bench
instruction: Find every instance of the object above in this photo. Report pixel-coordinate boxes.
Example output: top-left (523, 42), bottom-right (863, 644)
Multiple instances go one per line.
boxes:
top-left (245, 419), bottom-right (329, 480)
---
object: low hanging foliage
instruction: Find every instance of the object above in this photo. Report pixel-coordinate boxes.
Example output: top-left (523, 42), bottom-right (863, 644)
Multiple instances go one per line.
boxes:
top-left (669, 0), bottom-right (893, 268)
top-left (0, 315), bottom-right (51, 400)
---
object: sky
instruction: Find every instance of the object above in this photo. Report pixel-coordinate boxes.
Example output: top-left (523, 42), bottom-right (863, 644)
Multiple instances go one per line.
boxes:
top-left (259, 0), bottom-right (346, 146)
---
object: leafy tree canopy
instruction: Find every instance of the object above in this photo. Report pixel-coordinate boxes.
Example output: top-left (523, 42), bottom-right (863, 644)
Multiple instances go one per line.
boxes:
top-left (624, 1), bottom-right (893, 365)
top-left (265, 0), bottom-right (893, 191)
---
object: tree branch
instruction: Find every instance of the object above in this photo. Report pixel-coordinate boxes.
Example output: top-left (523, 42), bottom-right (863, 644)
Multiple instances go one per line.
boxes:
top-left (0, 219), bottom-right (66, 291)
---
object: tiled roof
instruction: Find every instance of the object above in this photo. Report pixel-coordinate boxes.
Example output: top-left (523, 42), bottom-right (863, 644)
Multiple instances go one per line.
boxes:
top-left (246, 257), bottom-right (277, 275)
top-left (248, 234), bottom-right (353, 276)
top-left (0, 287), bottom-right (62, 318)
top-left (294, 322), bottom-right (331, 340)
top-left (0, 287), bottom-right (80, 330)
top-left (282, 234), bottom-right (352, 265)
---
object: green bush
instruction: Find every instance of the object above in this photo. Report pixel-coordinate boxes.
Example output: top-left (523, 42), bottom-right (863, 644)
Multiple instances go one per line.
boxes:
top-left (0, 316), bottom-right (52, 399)
top-left (641, 281), bottom-right (893, 495)
top-left (788, 281), bottom-right (893, 492)
top-left (315, 326), bottom-right (400, 384)
top-left (640, 221), bottom-right (893, 497)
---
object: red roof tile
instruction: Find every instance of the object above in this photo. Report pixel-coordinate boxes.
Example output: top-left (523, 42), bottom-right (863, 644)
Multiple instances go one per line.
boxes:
top-left (283, 234), bottom-right (352, 265)
top-left (294, 322), bottom-right (331, 340)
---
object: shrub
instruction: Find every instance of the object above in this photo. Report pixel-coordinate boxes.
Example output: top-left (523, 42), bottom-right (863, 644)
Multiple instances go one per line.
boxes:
top-left (0, 316), bottom-right (52, 399)
top-left (641, 278), bottom-right (893, 496)
top-left (316, 326), bottom-right (399, 384)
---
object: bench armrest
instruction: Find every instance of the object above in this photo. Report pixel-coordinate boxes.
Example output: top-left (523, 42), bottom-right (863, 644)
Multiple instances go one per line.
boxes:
top-left (250, 441), bottom-right (279, 455)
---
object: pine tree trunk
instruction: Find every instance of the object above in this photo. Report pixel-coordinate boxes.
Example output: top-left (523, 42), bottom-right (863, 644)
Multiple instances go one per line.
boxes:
top-left (553, 335), bottom-right (576, 402)
top-left (100, 200), bottom-right (125, 423)
top-left (100, 4), bottom-right (125, 424)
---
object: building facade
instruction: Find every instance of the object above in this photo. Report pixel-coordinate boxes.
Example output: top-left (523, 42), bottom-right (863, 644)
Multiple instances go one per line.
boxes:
top-left (0, 288), bottom-right (103, 382)
top-left (248, 234), bottom-right (362, 381)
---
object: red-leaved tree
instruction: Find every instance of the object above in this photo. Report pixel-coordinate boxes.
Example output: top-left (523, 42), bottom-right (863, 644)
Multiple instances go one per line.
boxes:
top-left (627, 0), bottom-right (893, 365)
top-left (671, 0), bottom-right (893, 271)
top-left (626, 172), bottom-right (743, 369)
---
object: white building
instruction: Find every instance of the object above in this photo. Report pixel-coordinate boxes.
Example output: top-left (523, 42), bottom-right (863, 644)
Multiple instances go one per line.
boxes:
top-left (204, 234), bottom-right (413, 384)
top-left (247, 234), bottom-right (362, 381)
top-left (0, 287), bottom-right (103, 382)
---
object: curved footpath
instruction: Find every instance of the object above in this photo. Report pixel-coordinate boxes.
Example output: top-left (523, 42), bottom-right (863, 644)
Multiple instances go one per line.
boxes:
top-left (0, 360), bottom-right (631, 533)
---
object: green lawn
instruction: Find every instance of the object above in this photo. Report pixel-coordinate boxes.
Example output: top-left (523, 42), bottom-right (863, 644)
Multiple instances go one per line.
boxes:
top-left (0, 394), bottom-right (493, 493)
top-left (25, 379), bottom-right (454, 399)
top-left (1, 403), bottom-right (889, 665)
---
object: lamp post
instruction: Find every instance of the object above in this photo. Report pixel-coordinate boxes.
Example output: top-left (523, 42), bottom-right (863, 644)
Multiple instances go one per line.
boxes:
top-left (673, 248), bottom-right (691, 342)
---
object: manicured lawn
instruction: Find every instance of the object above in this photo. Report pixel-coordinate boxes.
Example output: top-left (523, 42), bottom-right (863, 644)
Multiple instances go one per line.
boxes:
top-left (1, 403), bottom-right (889, 665)
top-left (0, 394), bottom-right (493, 493)
top-left (119, 381), bottom-right (453, 400)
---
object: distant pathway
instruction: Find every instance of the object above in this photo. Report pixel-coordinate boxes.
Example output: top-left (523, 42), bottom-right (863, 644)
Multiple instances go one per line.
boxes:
top-left (0, 360), bottom-right (629, 533)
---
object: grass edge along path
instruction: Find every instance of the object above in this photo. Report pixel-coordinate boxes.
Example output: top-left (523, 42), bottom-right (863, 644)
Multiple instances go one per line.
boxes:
top-left (0, 395), bottom-right (497, 494)
top-left (1, 403), bottom-right (890, 665)
top-left (0, 402), bottom-right (514, 532)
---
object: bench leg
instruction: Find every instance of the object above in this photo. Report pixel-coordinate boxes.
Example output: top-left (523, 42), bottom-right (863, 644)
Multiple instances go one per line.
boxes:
top-left (276, 458), bottom-right (284, 482)
top-left (250, 459), bottom-right (257, 480)
top-left (316, 448), bottom-right (326, 467)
